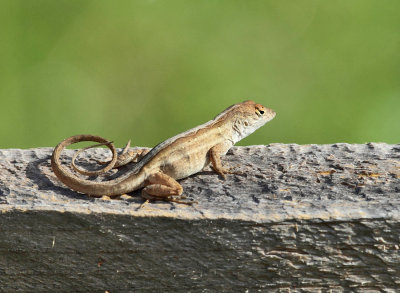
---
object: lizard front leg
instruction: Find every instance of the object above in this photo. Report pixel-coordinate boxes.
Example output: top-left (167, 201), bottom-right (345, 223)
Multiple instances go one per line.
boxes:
top-left (141, 172), bottom-right (193, 204)
top-left (208, 143), bottom-right (231, 179)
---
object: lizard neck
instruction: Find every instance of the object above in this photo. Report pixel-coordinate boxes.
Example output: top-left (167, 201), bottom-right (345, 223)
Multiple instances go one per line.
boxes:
top-left (219, 114), bottom-right (265, 145)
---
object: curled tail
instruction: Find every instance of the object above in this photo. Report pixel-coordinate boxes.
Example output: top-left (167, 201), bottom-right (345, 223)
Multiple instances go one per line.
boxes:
top-left (51, 134), bottom-right (145, 196)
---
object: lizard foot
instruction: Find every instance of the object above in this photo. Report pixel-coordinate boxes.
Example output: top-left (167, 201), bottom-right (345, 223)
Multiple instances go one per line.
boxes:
top-left (141, 193), bottom-right (197, 206)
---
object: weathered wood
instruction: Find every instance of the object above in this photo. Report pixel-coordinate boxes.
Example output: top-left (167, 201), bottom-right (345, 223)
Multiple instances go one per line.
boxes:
top-left (0, 143), bottom-right (399, 292)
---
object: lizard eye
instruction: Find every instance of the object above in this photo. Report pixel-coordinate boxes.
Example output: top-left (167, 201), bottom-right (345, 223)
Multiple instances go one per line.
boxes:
top-left (255, 108), bottom-right (264, 116)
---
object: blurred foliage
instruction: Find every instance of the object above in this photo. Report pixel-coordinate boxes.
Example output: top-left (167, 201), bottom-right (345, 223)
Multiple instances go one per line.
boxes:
top-left (0, 0), bottom-right (399, 148)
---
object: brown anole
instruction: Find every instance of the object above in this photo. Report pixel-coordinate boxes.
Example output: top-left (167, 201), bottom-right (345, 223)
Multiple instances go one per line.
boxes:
top-left (51, 100), bottom-right (276, 203)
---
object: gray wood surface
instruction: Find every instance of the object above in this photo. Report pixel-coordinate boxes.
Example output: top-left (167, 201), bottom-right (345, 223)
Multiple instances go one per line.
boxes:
top-left (0, 143), bottom-right (399, 292)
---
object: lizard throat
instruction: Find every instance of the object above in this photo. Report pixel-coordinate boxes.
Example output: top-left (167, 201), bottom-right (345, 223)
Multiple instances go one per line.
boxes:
top-left (231, 119), bottom-right (266, 144)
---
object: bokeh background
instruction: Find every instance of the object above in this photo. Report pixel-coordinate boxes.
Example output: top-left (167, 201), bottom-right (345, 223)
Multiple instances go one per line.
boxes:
top-left (1, 0), bottom-right (399, 149)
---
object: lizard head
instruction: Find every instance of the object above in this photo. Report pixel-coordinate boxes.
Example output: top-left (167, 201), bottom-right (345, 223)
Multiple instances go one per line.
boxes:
top-left (228, 100), bottom-right (276, 143)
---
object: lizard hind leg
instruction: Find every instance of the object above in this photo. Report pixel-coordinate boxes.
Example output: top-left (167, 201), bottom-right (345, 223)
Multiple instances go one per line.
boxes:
top-left (141, 172), bottom-right (195, 205)
top-left (96, 140), bottom-right (150, 168)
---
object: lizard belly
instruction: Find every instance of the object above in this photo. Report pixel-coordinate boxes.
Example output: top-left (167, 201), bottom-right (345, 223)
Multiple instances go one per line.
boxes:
top-left (160, 151), bottom-right (209, 180)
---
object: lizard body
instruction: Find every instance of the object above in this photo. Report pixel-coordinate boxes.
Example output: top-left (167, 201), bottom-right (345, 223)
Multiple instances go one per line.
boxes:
top-left (51, 100), bottom-right (276, 202)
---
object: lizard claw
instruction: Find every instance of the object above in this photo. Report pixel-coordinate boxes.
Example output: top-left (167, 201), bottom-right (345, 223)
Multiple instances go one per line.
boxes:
top-left (121, 140), bottom-right (131, 155)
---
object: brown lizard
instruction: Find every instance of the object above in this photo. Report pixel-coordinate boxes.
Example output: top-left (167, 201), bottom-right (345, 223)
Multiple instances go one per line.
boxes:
top-left (51, 100), bottom-right (276, 203)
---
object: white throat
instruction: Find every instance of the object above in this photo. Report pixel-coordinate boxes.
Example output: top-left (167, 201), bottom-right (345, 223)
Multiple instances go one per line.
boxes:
top-left (231, 118), bottom-right (266, 144)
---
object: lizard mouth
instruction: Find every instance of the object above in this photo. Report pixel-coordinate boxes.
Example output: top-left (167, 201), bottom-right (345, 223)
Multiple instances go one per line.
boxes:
top-left (264, 108), bottom-right (276, 121)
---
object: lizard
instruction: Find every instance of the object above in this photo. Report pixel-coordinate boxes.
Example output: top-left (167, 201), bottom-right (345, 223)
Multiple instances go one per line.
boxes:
top-left (51, 100), bottom-right (276, 203)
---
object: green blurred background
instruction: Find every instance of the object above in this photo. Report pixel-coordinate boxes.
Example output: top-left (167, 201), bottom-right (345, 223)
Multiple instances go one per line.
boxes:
top-left (1, 0), bottom-right (399, 149)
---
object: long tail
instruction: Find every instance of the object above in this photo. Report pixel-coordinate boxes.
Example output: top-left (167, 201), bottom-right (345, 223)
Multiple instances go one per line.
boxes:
top-left (51, 134), bottom-right (145, 196)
